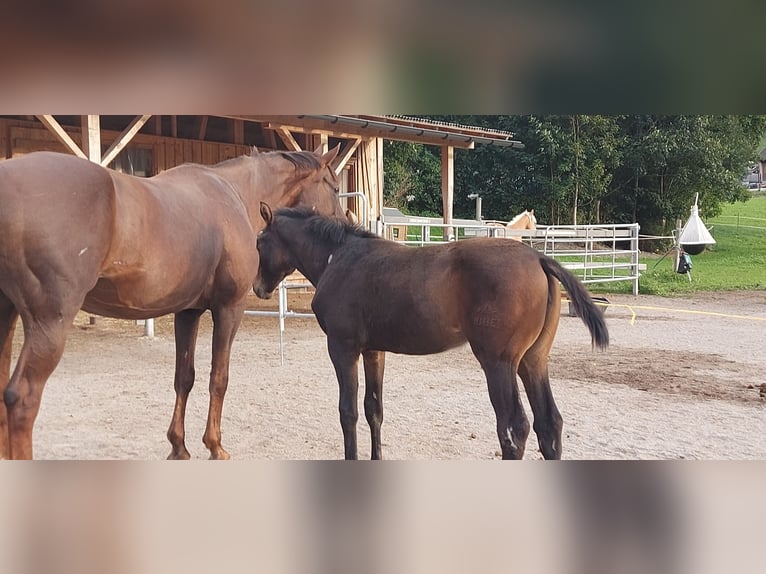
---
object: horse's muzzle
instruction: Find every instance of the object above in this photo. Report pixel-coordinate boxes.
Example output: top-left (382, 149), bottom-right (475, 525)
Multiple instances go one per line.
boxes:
top-left (253, 282), bottom-right (274, 299)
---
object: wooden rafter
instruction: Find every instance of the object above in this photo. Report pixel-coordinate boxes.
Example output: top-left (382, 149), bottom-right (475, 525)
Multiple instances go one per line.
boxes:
top-left (100, 115), bottom-right (152, 167)
top-left (275, 127), bottom-right (302, 151)
top-left (35, 115), bottom-right (86, 159)
top-left (334, 138), bottom-right (361, 176)
top-left (198, 116), bottom-right (209, 140)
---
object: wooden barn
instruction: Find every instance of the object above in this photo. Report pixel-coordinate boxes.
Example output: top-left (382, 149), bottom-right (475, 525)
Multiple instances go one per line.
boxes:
top-left (0, 115), bottom-right (522, 227)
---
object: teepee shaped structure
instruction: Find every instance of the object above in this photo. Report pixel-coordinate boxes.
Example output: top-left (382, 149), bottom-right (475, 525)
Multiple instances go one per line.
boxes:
top-left (679, 193), bottom-right (716, 255)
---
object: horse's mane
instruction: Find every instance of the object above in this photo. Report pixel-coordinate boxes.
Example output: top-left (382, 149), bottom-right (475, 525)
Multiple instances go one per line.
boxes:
top-left (508, 210), bottom-right (536, 226)
top-left (275, 206), bottom-right (378, 245)
top-left (214, 149), bottom-right (322, 173)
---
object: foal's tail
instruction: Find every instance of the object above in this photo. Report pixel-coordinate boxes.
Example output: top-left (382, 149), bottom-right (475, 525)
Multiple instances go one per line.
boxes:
top-left (539, 256), bottom-right (609, 350)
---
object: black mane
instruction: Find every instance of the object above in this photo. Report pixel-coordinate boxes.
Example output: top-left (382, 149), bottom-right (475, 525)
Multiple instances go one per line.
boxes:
top-left (274, 206), bottom-right (379, 245)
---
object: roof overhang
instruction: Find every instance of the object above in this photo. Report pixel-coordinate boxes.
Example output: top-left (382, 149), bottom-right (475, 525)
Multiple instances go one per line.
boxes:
top-left (227, 114), bottom-right (524, 149)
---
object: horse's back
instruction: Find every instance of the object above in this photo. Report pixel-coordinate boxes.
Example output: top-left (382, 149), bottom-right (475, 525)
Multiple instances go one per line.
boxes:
top-left (315, 238), bottom-right (550, 355)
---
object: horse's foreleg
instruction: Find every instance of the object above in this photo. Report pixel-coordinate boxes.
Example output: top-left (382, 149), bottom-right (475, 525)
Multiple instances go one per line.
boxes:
top-left (167, 309), bottom-right (204, 460)
top-left (202, 304), bottom-right (244, 460)
top-left (0, 296), bottom-right (19, 459)
top-left (478, 357), bottom-right (529, 460)
top-left (518, 357), bottom-right (562, 460)
top-left (327, 338), bottom-right (360, 460)
top-left (362, 350), bottom-right (385, 460)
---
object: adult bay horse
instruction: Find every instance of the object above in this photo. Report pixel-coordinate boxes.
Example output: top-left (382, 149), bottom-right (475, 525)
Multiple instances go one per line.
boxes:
top-left (254, 205), bottom-right (608, 460)
top-left (484, 209), bottom-right (537, 241)
top-left (0, 147), bottom-right (345, 459)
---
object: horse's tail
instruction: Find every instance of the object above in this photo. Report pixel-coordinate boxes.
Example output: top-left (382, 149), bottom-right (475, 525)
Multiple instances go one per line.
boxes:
top-left (538, 255), bottom-right (609, 350)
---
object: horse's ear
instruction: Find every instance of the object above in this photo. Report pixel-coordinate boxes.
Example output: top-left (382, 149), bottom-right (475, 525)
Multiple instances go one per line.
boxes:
top-left (529, 209), bottom-right (534, 215)
top-left (259, 202), bottom-right (273, 225)
top-left (319, 144), bottom-right (341, 167)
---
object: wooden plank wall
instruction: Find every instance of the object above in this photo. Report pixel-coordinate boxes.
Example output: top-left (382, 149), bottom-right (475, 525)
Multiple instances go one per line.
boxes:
top-left (0, 119), bottom-right (251, 172)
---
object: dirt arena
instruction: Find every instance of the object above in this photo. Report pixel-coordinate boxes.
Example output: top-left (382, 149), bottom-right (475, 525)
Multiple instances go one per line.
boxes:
top-left (20, 290), bottom-right (766, 460)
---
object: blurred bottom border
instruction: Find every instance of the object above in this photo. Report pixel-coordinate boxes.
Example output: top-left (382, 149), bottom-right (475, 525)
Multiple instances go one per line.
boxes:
top-left (0, 461), bottom-right (762, 574)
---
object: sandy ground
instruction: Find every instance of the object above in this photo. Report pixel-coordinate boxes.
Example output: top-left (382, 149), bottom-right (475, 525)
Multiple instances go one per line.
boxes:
top-left (16, 289), bottom-right (766, 460)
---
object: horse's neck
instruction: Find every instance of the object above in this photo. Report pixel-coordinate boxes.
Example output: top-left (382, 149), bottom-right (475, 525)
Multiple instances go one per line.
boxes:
top-left (283, 225), bottom-right (336, 286)
top-left (214, 158), bottom-right (292, 230)
top-left (507, 213), bottom-right (529, 229)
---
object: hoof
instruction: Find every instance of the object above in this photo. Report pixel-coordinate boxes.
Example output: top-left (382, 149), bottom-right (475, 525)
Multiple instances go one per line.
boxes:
top-left (167, 448), bottom-right (191, 460)
top-left (209, 448), bottom-right (231, 460)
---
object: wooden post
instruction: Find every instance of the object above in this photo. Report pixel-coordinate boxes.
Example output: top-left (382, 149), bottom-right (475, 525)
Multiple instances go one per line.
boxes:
top-left (441, 145), bottom-right (454, 240)
top-left (312, 133), bottom-right (328, 153)
top-left (81, 115), bottom-right (101, 163)
top-left (82, 115), bottom-right (101, 327)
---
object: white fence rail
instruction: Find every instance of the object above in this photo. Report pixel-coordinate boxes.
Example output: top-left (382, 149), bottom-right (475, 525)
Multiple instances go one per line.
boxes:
top-left (381, 219), bottom-right (642, 295)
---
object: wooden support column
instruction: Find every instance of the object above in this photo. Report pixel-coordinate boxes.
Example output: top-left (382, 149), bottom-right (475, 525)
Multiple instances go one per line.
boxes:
top-left (376, 137), bottom-right (384, 221)
top-left (81, 115), bottom-right (101, 163)
top-left (441, 145), bottom-right (455, 240)
top-left (312, 133), bottom-right (328, 153)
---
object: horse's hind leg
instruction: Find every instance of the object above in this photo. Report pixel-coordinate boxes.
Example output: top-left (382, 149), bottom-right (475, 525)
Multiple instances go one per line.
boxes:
top-left (475, 353), bottom-right (530, 460)
top-left (362, 350), bottom-right (385, 460)
top-left (518, 353), bottom-right (562, 460)
top-left (202, 303), bottom-right (245, 460)
top-left (518, 276), bottom-right (563, 460)
top-left (4, 307), bottom-right (78, 459)
top-left (167, 309), bottom-right (204, 460)
top-left (0, 294), bottom-right (19, 459)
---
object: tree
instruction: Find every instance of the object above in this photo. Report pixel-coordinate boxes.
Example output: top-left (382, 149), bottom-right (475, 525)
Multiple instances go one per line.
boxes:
top-left (382, 115), bottom-right (766, 234)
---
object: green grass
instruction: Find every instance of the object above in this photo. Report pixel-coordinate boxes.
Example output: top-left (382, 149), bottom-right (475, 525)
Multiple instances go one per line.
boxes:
top-left (598, 194), bottom-right (766, 296)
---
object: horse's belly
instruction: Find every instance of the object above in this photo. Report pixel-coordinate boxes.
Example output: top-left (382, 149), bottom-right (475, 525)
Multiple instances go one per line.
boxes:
top-left (82, 277), bottom-right (201, 319)
top-left (366, 320), bottom-right (465, 355)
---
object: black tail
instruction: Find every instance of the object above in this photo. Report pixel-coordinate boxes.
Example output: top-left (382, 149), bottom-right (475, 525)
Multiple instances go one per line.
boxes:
top-left (539, 256), bottom-right (609, 350)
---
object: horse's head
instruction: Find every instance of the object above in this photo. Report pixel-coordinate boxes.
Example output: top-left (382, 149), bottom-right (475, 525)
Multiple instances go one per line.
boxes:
top-left (253, 202), bottom-right (297, 299)
top-left (278, 145), bottom-right (346, 219)
top-left (507, 209), bottom-right (537, 230)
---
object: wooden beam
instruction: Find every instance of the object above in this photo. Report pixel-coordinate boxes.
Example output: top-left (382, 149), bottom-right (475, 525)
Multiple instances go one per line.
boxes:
top-left (81, 115), bottom-right (101, 162)
top-left (441, 145), bottom-right (454, 239)
top-left (171, 115), bottom-right (177, 138)
top-left (100, 115), bottom-right (152, 167)
top-left (334, 138), bottom-right (361, 176)
top-left (198, 116), bottom-right (209, 140)
top-left (35, 115), bottom-right (86, 159)
top-left (153, 115), bottom-right (162, 135)
top-left (275, 127), bottom-right (302, 151)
